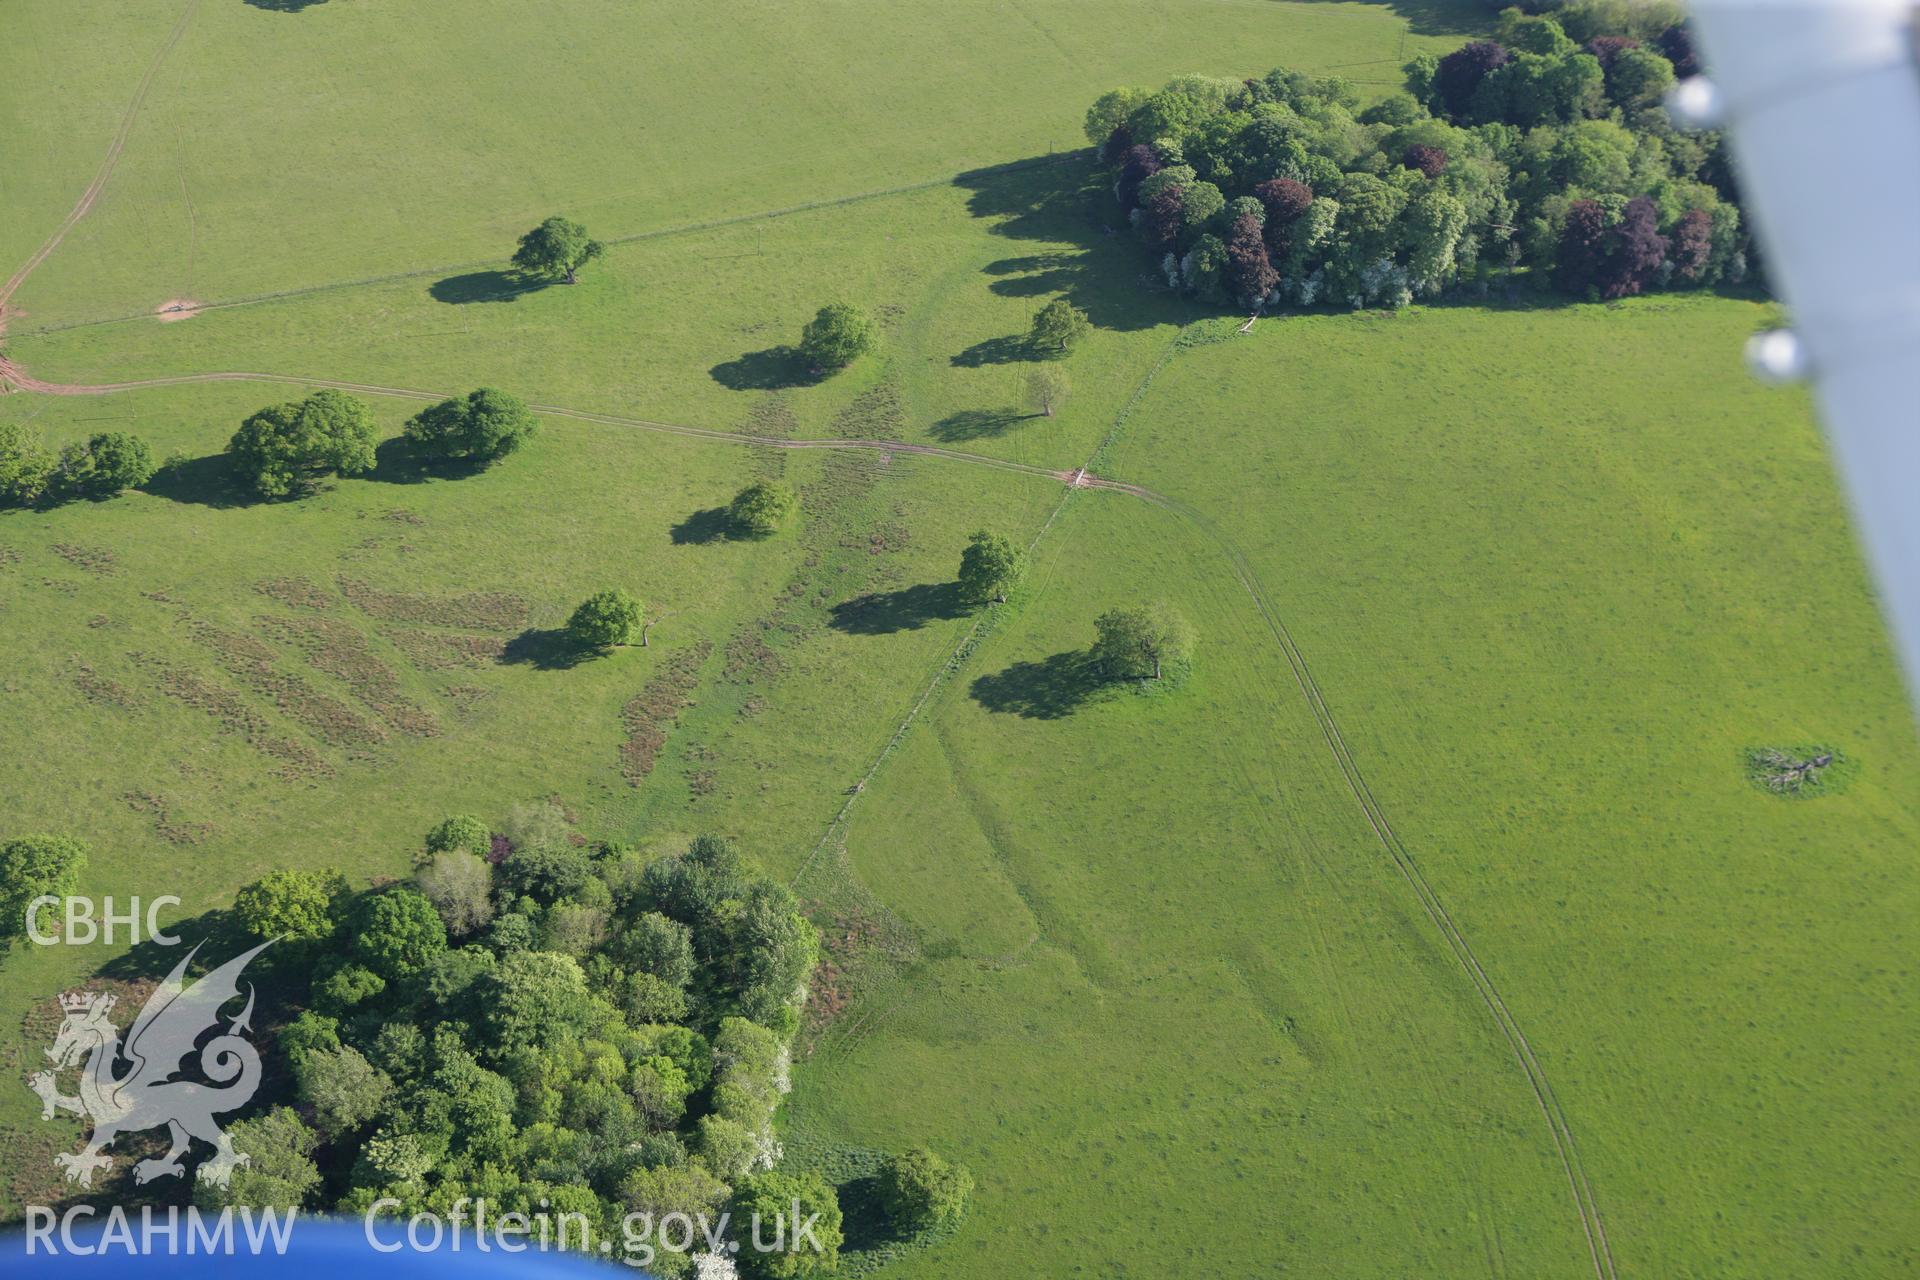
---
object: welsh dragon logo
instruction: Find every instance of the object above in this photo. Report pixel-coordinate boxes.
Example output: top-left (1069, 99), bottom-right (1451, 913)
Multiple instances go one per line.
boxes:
top-left (28, 940), bottom-right (271, 1189)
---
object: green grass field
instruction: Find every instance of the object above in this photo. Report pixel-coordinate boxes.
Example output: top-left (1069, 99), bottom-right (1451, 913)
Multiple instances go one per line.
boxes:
top-left (5, 0), bottom-right (1918, 1274)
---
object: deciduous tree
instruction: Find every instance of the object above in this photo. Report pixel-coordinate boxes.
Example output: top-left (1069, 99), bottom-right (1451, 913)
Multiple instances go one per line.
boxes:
top-left (0, 835), bottom-right (87, 948)
top-left (1025, 365), bottom-right (1069, 418)
top-left (877, 1147), bottom-right (974, 1234)
top-left (1225, 212), bottom-right (1279, 306)
top-left (567, 589), bottom-right (644, 650)
top-left (797, 303), bottom-right (875, 371)
top-left (1092, 602), bottom-right (1196, 681)
top-left (403, 387), bottom-right (537, 463)
top-left (727, 480), bottom-right (797, 537)
top-left (55, 432), bottom-right (154, 499)
top-left (1028, 298), bottom-right (1091, 353)
top-left (235, 868), bottom-right (348, 942)
top-left (512, 216), bottom-right (604, 284)
top-left (227, 390), bottom-right (378, 499)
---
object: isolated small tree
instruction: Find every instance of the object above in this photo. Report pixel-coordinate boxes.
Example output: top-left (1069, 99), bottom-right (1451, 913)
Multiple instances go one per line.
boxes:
top-left (0, 423), bottom-right (56, 507)
top-left (0, 835), bottom-right (88, 949)
top-left (227, 390), bottom-right (379, 498)
top-left (957, 531), bottom-right (1023, 605)
top-left (1025, 366), bottom-right (1069, 417)
top-left (567, 588), bottom-right (644, 650)
top-left (798, 303), bottom-right (875, 370)
top-left (234, 867), bottom-right (348, 942)
top-left (1092, 601), bottom-right (1195, 681)
top-left (55, 432), bottom-right (154, 499)
top-left (877, 1147), bottom-right (974, 1234)
top-left (403, 387), bottom-right (537, 464)
top-left (1029, 298), bottom-right (1091, 353)
top-left (728, 479), bottom-right (797, 537)
top-left (512, 216), bottom-right (604, 284)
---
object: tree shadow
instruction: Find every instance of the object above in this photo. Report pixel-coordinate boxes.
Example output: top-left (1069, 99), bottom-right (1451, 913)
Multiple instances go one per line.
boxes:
top-left (670, 506), bottom-right (733, 545)
top-left (428, 270), bottom-right (547, 305)
top-left (949, 335), bottom-right (1038, 368)
top-left (835, 1175), bottom-right (898, 1253)
top-left (709, 346), bottom-right (819, 392)
top-left (828, 582), bottom-right (968, 635)
top-left (969, 650), bottom-right (1103, 719)
top-left (368, 436), bottom-right (489, 486)
top-left (499, 628), bottom-right (590, 670)
top-left (929, 408), bottom-right (1031, 442)
top-left (138, 453), bottom-right (256, 509)
top-left (243, 0), bottom-right (328, 10)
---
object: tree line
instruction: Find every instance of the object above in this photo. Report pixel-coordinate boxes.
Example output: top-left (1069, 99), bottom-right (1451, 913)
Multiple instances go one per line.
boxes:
top-left (1085, 1), bottom-right (1743, 310)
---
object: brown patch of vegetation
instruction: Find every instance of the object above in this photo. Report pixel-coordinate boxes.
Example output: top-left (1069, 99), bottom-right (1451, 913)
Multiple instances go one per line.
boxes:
top-left (382, 508), bottom-right (428, 526)
top-left (187, 620), bottom-right (387, 747)
top-left (132, 651), bottom-right (334, 782)
top-left (257, 615), bottom-right (439, 737)
top-left (384, 627), bottom-right (507, 670)
top-left (254, 576), bottom-right (333, 610)
top-left (0, 546), bottom-right (22, 569)
top-left (441, 683), bottom-right (493, 718)
top-left (619, 640), bottom-right (713, 785)
top-left (338, 577), bottom-right (529, 630)
top-left (71, 662), bottom-right (138, 709)
top-left (10, 979), bottom-right (165, 1210)
top-left (122, 791), bottom-right (215, 845)
top-left (51, 543), bottom-right (117, 574)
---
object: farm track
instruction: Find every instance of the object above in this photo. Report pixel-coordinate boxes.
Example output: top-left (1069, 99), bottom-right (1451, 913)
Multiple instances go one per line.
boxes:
top-left (0, 23), bottom-right (1617, 1277)
top-left (1138, 493), bottom-right (1620, 1280)
top-left (0, 0), bottom-right (201, 326)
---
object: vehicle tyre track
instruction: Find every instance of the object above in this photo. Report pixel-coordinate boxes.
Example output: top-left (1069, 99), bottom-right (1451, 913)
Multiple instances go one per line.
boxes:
top-left (1137, 491), bottom-right (1618, 1280)
top-left (0, 0), bottom-right (201, 328)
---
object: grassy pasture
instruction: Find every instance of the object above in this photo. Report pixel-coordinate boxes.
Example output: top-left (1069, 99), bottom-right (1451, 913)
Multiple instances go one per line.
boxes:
top-left (4, 0), bottom-right (1916, 1274)
top-left (1092, 300), bottom-right (1920, 1275)
top-left (3, 0), bottom-right (1475, 329)
top-left (11, 164), bottom-right (1196, 474)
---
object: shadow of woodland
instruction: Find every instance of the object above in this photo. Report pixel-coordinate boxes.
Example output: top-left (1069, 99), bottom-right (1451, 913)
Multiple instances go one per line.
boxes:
top-left (950, 156), bottom-right (1195, 340)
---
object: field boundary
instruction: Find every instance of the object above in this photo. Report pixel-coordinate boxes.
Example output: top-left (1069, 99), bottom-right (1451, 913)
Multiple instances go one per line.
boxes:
top-left (1, 152), bottom-right (1087, 343)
